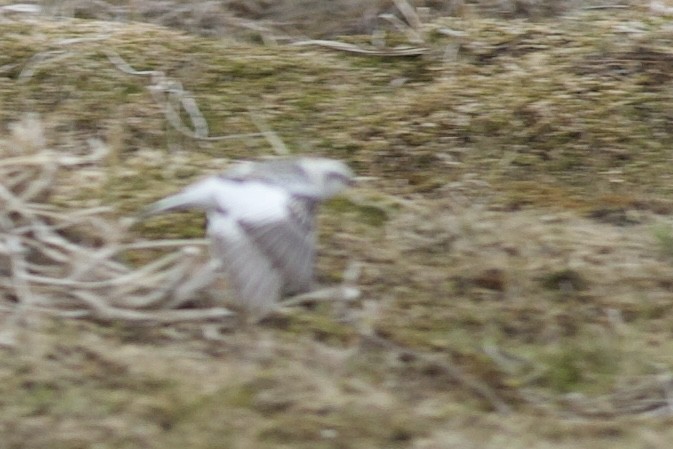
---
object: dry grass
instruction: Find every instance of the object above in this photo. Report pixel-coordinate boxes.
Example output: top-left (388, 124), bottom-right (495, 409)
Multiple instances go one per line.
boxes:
top-left (0, 115), bottom-right (241, 337)
top-left (1, 2), bottom-right (673, 448)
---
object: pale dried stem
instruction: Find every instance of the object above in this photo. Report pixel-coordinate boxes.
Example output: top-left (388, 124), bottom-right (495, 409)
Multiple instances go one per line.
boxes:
top-left (0, 115), bottom-right (238, 339)
top-left (104, 50), bottom-right (265, 141)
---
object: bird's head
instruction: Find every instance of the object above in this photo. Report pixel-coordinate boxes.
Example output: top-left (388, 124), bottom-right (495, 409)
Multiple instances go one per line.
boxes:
top-left (297, 158), bottom-right (355, 199)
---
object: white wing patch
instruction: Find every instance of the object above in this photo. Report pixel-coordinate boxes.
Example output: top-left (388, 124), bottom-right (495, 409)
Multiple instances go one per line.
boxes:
top-left (206, 195), bottom-right (316, 316)
top-left (207, 213), bottom-right (283, 317)
top-left (238, 206), bottom-right (315, 295)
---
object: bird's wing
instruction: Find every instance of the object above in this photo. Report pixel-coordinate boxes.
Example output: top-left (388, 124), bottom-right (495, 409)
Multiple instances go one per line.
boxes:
top-left (208, 213), bottom-right (284, 318)
top-left (238, 197), bottom-right (317, 295)
top-left (223, 160), bottom-right (323, 200)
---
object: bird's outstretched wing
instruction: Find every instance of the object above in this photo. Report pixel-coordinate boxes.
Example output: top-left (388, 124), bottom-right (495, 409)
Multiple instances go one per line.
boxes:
top-left (207, 213), bottom-right (284, 317)
top-left (238, 197), bottom-right (317, 295)
top-left (207, 197), bottom-right (317, 316)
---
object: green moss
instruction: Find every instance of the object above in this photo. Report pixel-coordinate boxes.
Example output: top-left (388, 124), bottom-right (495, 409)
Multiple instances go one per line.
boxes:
top-left (653, 224), bottom-right (673, 260)
top-left (538, 336), bottom-right (619, 394)
top-left (279, 310), bottom-right (358, 346)
top-left (326, 197), bottom-right (389, 228)
top-left (539, 269), bottom-right (588, 292)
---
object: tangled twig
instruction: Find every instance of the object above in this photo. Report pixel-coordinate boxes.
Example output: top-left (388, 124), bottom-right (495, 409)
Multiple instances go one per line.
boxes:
top-left (0, 115), bottom-right (237, 347)
top-left (104, 50), bottom-right (268, 141)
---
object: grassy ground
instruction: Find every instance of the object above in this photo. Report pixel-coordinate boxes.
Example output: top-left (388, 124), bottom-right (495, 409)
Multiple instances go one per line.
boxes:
top-left (1, 2), bottom-right (673, 448)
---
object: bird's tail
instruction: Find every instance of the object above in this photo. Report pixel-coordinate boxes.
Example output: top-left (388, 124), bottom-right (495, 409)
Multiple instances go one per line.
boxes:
top-left (138, 177), bottom-right (220, 218)
top-left (138, 193), bottom-right (192, 218)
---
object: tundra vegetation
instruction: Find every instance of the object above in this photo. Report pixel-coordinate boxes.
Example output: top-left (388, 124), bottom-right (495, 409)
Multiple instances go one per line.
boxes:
top-left (1, 1), bottom-right (673, 448)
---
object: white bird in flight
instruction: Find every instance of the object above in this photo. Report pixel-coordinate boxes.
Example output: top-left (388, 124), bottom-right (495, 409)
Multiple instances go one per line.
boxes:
top-left (141, 157), bottom-right (355, 318)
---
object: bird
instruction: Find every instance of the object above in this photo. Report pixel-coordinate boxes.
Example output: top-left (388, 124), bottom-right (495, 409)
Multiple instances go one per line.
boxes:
top-left (140, 157), bottom-right (355, 318)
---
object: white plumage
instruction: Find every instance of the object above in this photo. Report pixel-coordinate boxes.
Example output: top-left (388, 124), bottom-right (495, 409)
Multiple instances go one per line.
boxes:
top-left (141, 157), bottom-right (354, 317)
